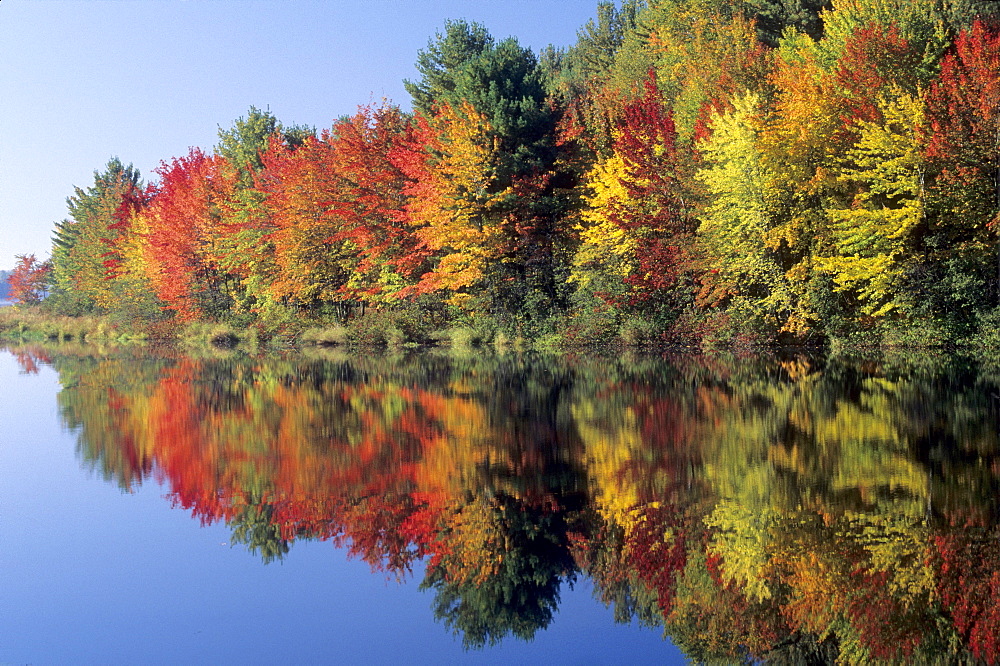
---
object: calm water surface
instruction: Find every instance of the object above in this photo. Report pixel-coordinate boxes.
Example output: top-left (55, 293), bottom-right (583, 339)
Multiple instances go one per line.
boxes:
top-left (3, 344), bottom-right (1000, 664)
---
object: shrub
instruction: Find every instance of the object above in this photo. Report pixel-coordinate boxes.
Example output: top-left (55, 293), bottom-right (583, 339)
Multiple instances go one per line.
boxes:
top-left (299, 325), bottom-right (350, 347)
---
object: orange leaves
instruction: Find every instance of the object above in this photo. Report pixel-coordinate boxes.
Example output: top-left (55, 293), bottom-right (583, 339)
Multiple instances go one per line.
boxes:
top-left (262, 103), bottom-right (426, 307)
top-left (145, 149), bottom-right (234, 321)
top-left (399, 103), bottom-right (507, 302)
top-left (766, 48), bottom-right (842, 192)
top-left (261, 135), bottom-right (345, 305)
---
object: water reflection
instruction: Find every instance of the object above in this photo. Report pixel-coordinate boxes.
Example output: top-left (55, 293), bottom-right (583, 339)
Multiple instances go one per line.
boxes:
top-left (15, 344), bottom-right (1000, 662)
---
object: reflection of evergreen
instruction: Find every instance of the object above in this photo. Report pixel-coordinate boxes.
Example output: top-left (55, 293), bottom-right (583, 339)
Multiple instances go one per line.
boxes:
top-left (53, 349), bottom-right (174, 491)
top-left (420, 493), bottom-right (578, 649)
top-left (473, 353), bottom-right (588, 500)
top-left (227, 493), bottom-right (291, 564)
top-left (761, 635), bottom-right (840, 666)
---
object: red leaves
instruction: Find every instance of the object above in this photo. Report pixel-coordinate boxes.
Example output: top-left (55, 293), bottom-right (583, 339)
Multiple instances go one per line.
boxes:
top-left (926, 21), bottom-right (1000, 167)
top-left (615, 74), bottom-right (680, 203)
top-left (608, 72), bottom-right (696, 309)
top-left (327, 104), bottom-right (429, 285)
top-left (934, 531), bottom-right (1000, 663)
top-left (261, 103), bottom-right (426, 305)
top-left (625, 503), bottom-right (689, 616)
top-left (929, 21), bottom-right (1000, 148)
top-left (835, 24), bottom-right (922, 126)
top-left (7, 253), bottom-right (51, 304)
top-left (145, 149), bottom-right (233, 320)
top-left (925, 20), bottom-right (1000, 236)
top-left (846, 569), bottom-right (929, 661)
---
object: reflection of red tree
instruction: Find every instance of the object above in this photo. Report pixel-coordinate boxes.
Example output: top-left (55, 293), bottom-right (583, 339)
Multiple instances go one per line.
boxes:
top-left (10, 346), bottom-right (51, 375)
top-left (935, 531), bottom-right (1000, 663)
top-left (63, 352), bottom-right (1000, 661)
top-left (140, 365), bottom-right (460, 574)
top-left (153, 360), bottom-right (235, 523)
top-left (626, 504), bottom-right (689, 616)
top-left (631, 391), bottom-right (703, 504)
top-left (847, 570), bottom-right (930, 661)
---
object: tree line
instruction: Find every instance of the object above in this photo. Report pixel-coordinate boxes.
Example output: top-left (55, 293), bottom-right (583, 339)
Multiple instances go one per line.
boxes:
top-left (15, 0), bottom-right (1000, 346)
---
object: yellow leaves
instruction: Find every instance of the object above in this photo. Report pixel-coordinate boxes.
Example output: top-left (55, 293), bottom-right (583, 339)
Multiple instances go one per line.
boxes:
top-left (643, 3), bottom-right (764, 137)
top-left (704, 500), bottom-right (777, 601)
top-left (695, 93), bottom-right (793, 321)
top-left (849, 512), bottom-right (936, 610)
top-left (818, 92), bottom-right (927, 317)
top-left (570, 153), bottom-right (637, 290)
top-left (816, 255), bottom-right (901, 317)
top-left (432, 102), bottom-right (501, 200)
top-left (409, 102), bottom-right (509, 296)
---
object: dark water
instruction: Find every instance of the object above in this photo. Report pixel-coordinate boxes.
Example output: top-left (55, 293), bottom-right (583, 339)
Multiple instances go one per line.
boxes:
top-left (4, 344), bottom-right (1000, 664)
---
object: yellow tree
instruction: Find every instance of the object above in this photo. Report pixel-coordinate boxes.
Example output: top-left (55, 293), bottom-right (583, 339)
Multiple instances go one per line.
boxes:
top-left (818, 93), bottom-right (927, 317)
top-left (696, 92), bottom-right (792, 335)
top-left (570, 152), bottom-right (635, 304)
top-left (401, 102), bottom-right (509, 310)
top-left (759, 33), bottom-right (848, 335)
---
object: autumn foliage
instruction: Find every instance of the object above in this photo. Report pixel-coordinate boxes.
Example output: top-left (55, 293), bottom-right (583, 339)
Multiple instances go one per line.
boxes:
top-left (23, 3), bottom-right (1000, 345)
top-left (7, 254), bottom-right (51, 304)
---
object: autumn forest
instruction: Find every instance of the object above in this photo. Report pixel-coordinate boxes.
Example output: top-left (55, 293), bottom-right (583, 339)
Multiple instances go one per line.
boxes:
top-left (11, 0), bottom-right (1000, 348)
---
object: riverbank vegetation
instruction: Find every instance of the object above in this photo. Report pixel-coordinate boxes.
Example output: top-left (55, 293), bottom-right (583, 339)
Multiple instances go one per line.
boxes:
top-left (14, 0), bottom-right (1000, 349)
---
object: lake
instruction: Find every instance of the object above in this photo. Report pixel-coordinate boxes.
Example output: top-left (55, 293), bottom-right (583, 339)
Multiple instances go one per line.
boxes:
top-left (2, 343), bottom-right (999, 664)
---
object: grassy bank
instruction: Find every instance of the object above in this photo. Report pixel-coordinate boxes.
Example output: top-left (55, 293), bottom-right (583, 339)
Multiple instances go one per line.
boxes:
top-left (0, 307), bottom-right (150, 343)
top-left (7, 302), bottom-right (998, 356)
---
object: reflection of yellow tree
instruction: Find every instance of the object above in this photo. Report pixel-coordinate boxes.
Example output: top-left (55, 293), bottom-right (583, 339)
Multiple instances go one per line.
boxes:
top-left (704, 500), bottom-right (779, 602)
top-left (572, 396), bottom-right (644, 520)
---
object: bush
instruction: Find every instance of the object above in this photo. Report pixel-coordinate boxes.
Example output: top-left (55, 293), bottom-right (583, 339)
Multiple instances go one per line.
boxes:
top-left (965, 307), bottom-right (1000, 357)
top-left (299, 325), bottom-right (350, 347)
top-left (877, 319), bottom-right (949, 349)
top-left (0, 307), bottom-right (114, 342)
top-left (559, 303), bottom-right (620, 347)
top-left (429, 325), bottom-right (490, 349)
top-left (619, 317), bottom-right (657, 347)
top-left (345, 302), bottom-right (443, 346)
top-left (177, 321), bottom-right (246, 350)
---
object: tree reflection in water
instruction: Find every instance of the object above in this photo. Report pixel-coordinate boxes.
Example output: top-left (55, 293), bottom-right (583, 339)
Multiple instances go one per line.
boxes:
top-left (19, 344), bottom-right (1000, 663)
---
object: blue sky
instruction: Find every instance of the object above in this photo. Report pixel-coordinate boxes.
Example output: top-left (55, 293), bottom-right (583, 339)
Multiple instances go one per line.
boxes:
top-left (0, 0), bottom-right (602, 268)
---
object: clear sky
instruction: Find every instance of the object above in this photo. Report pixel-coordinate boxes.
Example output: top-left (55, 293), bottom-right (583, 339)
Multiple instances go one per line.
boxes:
top-left (0, 0), bottom-right (602, 269)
